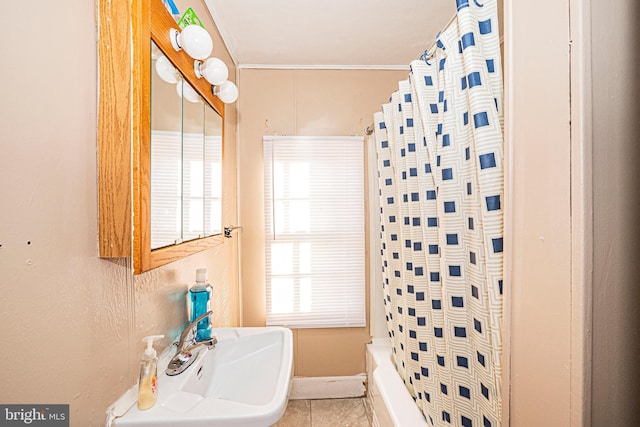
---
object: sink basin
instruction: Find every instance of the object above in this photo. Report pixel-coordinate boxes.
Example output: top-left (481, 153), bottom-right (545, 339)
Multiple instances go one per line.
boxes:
top-left (115, 327), bottom-right (293, 427)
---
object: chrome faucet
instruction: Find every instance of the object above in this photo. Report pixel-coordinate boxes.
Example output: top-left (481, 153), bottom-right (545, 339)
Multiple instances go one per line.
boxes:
top-left (166, 311), bottom-right (217, 376)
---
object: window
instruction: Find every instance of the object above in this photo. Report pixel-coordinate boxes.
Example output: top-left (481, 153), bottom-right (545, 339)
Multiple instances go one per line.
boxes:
top-left (263, 136), bottom-right (366, 328)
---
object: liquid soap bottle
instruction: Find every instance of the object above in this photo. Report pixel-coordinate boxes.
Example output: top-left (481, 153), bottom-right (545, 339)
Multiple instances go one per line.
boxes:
top-left (138, 335), bottom-right (164, 410)
top-left (189, 268), bottom-right (212, 341)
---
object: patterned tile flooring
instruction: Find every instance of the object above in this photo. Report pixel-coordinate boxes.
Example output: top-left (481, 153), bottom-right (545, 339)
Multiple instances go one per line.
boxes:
top-left (273, 398), bottom-right (372, 427)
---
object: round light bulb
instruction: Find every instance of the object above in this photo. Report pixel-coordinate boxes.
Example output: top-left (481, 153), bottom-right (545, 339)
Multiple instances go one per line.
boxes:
top-left (178, 25), bottom-right (213, 60)
top-left (176, 81), bottom-right (201, 103)
top-left (196, 57), bottom-right (228, 86)
top-left (215, 80), bottom-right (238, 104)
top-left (155, 55), bottom-right (178, 84)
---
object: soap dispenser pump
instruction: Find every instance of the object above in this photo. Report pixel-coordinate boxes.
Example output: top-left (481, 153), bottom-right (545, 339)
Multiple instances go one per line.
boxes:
top-left (189, 268), bottom-right (213, 341)
top-left (138, 335), bottom-right (164, 410)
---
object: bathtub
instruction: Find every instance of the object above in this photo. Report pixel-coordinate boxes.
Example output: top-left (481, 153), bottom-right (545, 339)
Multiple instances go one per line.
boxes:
top-left (366, 340), bottom-right (428, 427)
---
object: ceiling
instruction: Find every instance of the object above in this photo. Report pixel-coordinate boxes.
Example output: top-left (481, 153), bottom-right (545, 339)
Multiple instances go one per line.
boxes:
top-left (204, 0), bottom-right (456, 69)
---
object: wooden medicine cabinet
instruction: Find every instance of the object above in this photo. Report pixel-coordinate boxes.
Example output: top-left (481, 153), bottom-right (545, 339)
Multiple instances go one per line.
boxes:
top-left (98, 0), bottom-right (225, 274)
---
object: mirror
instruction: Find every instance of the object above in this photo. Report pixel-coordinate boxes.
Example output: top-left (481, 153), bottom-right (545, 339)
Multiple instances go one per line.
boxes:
top-left (150, 41), bottom-right (223, 250)
top-left (181, 82), bottom-right (206, 243)
top-left (150, 45), bottom-right (182, 249)
top-left (204, 102), bottom-right (223, 236)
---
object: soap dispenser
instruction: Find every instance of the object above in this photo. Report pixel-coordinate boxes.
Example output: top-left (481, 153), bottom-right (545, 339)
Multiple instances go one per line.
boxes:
top-left (189, 268), bottom-right (213, 341)
top-left (138, 335), bottom-right (164, 410)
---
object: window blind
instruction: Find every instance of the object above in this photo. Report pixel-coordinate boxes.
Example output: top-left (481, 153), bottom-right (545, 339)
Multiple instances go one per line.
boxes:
top-left (263, 136), bottom-right (366, 328)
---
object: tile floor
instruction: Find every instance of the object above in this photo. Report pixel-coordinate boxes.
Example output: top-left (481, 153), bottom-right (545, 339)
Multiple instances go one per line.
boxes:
top-left (273, 398), bottom-right (372, 427)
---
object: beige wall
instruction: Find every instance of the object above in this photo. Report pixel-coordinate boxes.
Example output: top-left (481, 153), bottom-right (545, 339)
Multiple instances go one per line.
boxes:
top-left (506, 0), bottom-right (640, 424)
top-left (505, 0), bottom-right (574, 425)
top-left (2, 0), bottom-right (613, 423)
top-left (0, 1), bottom-right (238, 426)
top-left (591, 0), bottom-right (640, 424)
top-left (238, 68), bottom-right (407, 376)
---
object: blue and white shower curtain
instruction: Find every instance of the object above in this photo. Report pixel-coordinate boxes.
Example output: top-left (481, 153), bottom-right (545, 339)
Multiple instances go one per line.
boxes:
top-left (373, 0), bottom-right (503, 425)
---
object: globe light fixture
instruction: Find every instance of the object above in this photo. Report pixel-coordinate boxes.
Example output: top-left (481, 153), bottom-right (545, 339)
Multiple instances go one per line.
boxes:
top-left (169, 25), bottom-right (213, 60)
top-left (214, 80), bottom-right (239, 104)
top-left (194, 57), bottom-right (228, 86)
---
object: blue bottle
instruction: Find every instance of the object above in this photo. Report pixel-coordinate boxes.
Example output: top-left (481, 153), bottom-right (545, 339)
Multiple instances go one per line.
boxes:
top-left (189, 268), bottom-right (212, 341)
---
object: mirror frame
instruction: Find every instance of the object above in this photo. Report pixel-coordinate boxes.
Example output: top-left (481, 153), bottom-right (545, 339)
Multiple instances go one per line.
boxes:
top-left (98, 0), bottom-right (226, 274)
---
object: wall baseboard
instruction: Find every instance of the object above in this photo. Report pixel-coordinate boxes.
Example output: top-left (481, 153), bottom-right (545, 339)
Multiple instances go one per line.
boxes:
top-left (289, 374), bottom-right (367, 400)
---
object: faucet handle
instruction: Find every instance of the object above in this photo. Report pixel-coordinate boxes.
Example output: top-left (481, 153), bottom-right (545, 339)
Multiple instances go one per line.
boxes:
top-left (190, 311), bottom-right (213, 328)
top-left (177, 311), bottom-right (213, 349)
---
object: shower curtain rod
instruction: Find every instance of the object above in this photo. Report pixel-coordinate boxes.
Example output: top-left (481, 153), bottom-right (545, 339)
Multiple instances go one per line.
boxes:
top-left (421, 12), bottom-right (505, 58)
top-left (364, 12), bottom-right (460, 136)
top-left (421, 12), bottom-right (458, 60)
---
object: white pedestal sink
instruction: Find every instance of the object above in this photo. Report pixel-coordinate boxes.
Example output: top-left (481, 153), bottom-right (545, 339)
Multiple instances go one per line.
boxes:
top-left (115, 327), bottom-right (293, 427)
